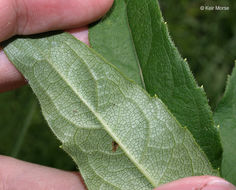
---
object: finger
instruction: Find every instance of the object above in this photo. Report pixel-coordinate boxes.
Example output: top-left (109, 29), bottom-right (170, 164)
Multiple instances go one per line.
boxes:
top-left (0, 155), bottom-right (86, 190)
top-left (0, 27), bottom-right (89, 93)
top-left (0, 49), bottom-right (26, 93)
top-left (0, 0), bottom-right (113, 42)
top-left (155, 176), bottom-right (236, 190)
top-left (66, 27), bottom-right (90, 46)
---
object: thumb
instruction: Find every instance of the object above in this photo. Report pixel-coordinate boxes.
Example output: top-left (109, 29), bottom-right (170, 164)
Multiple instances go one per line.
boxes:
top-left (155, 176), bottom-right (236, 190)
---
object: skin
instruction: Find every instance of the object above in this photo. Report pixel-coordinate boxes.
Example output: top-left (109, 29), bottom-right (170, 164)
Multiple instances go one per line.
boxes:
top-left (0, 0), bottom-right (235, 189)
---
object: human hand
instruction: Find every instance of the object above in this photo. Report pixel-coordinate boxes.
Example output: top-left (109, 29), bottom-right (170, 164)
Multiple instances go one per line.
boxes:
top-left (1, 156), bottom-right (235, 190)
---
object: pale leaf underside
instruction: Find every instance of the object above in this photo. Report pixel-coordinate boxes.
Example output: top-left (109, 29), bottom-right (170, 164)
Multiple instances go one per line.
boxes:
top-left (4, 33), bottom-right (216, 189)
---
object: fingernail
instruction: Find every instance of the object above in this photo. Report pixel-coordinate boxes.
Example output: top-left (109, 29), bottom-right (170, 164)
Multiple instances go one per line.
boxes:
top-left (203, 179), bottom-right (236, 190)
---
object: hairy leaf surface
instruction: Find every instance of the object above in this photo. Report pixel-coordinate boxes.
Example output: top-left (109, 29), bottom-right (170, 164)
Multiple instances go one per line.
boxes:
top-left (4, 33), bottom-right (216, 189)
top-left (214, 64), bottom-right (236, 185)
top-left (89, 0), bottom-right (222, 168)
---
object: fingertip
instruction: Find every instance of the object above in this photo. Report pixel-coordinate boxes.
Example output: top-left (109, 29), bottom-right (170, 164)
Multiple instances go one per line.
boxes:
top-left (94, 0), bottom-right (114, 17)
top-left (155, 176), bottom-right (236, 190)
top-left (67, 26), bottom-right (89, 46)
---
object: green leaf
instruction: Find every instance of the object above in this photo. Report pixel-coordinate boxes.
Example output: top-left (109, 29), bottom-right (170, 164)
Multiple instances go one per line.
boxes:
top-left (89, 0), bottom-right (145, 88)
top-left (89, 0), bottom-right (222, 168)
top-left (4, 32), bottom-right (217, 189)
top-left (0, 87), bottom-right (75, 170)
top-left (214, 63), bottom-right (236, 185)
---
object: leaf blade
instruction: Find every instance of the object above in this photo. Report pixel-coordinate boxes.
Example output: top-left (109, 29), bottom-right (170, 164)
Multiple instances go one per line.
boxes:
top-left (214, 63), bottom-right (236, 185)
top-left (4, 32), bottom-right (217, 189)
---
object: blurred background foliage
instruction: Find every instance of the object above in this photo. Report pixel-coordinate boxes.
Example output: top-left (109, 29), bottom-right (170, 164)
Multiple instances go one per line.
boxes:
top-left (160, 0), bottom-right (236, 109)
top-left (0, 86), bottom-right (76, 170)
top-left (0, 0), bottom-right (235, 176)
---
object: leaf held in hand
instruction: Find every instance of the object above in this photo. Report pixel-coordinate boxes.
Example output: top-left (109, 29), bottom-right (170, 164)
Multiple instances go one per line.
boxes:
top-left (4, 32), bottom-right (217, 189)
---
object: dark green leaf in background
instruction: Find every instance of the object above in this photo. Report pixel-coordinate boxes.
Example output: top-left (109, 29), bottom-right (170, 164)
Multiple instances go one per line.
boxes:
top-left (89, 0), bottom-right (222, 168)
top-left (214, 63), bottom-right (236, 185)
top-left (159, 0), bottom-right (235, 110)
top-left (89, 0), bottom-right (144, 88)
